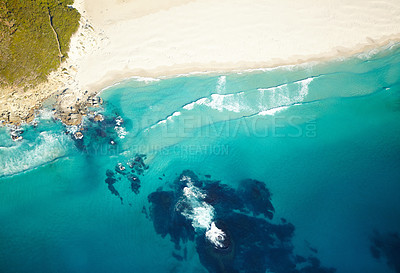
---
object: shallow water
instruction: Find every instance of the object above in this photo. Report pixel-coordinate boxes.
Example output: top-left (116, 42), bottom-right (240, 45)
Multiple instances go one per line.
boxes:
top-left (1, 44), bottom-right (400, 273)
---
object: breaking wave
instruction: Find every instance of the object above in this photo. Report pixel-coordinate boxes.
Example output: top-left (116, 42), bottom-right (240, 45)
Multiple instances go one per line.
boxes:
top-left (145, 77), bottom-right (314, 131)
top-left (0, 132), bottom-right (73, 177)
top-left (216, 76), bottom-right (226, 93)
top-left (176, 175), bottom-right (226, 248)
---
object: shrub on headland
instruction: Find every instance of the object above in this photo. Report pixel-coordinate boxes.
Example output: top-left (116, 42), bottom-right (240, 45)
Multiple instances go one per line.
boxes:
top-left (0, 0), bottom-right (80, 87)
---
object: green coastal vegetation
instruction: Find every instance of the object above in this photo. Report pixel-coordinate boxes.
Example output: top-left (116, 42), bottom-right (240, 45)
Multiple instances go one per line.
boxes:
top-left (0, 0), bottom-right (80, 88)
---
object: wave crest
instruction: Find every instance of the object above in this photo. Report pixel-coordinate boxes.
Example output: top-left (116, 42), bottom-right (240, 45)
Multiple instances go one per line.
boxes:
top-left (175, 175), bottom-right (226, 248)
top-left (0, 132), bottom-right (72, 177)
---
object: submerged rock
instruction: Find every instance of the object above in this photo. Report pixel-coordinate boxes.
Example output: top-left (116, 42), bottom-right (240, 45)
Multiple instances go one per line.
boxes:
top-left (93, 114), bottom-right (104, 122)
top-left (237, 179), bottom-right (275, 219)
top-left (74, 131), bottom-right (83, 139)
top-left (9, 127), bottom-right (24, 141)
top-left (11, 134), bottom-right (23, 141)
top-left (370, 231), bottom-right (400, 273)
top-left (104, 170), bottom-right (122, 203)
top-left (147, 170), bottom-right (336, 273)
top-left (104, 155), bottom-right (149, 201)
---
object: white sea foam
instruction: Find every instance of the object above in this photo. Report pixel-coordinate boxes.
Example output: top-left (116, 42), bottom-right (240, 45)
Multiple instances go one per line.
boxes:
top-left (257, 83), bottom-right (288, 92)
top-left (0, 132), bottom-right (72, 177)
top-left (182, 204), bottom-right (215, 230)
top-left (167, 111), bottom-right (181, 121)
top-left (114, 126), bottom-right (128, 139)
top-left (180, 175), bottom-right (191, 183)
top-left (183, 102), bottom-right (196, 110)
top-left (205, 222), bottom-right (226, 249)
top-left (115, 116), bottom-right (124, 126)
top-left (176, 175), bottom-right (226, 248)
top-left (147, 77), bottom-right (314, 132)
top-left (216, 76), bottom-right (226, 93)
top-left (357, 42), bottom-right (398, 60)
top-left (298, 77), bottom-right (313, 97)
top-left (38, 108), bottom-right (55, 120)
top-left (157, 120), bottom-right (167, 125)
top-left (257, 77), bottom-right (313, 115)
top-left (65, 125), bottom-right (80, 134)
top-left (151, 111), bottom-right (182, 129)
top-left (258, 106), bottom-right (289, 116)
top-left (198, 93), bottom-right (247, 112)
top-left (114, 116), bottom-right (128, 139)
top-left (178, 181), bottom-right (214, 230)
top-left (131, 76), bottom-right (160, 83)
top-left (181, 77), bottom-right (313, 115)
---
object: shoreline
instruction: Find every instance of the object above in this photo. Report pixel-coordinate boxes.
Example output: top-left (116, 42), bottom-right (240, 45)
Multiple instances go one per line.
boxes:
top-left (0, 0), bottom-right (105, 127)
top-left (1, 38), bottom-right (399, 141)
top-left (2, 36), bottom-right (399, 129)
top-left (92, 38), bottom-right (400, 95)
top-left (1, 0), bottom-right (400, 127)
top-left (80, 0), bottom-right (400, 94)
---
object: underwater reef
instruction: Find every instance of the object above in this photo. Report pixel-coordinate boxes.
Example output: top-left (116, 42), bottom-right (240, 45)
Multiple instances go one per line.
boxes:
top-left (147, 170), bottom-right (336, 273)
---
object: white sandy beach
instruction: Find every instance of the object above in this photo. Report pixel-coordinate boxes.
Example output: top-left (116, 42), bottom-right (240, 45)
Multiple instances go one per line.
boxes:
top-left (77, 0), bottom-right (400, 92)
top-left (2, 0), bottom-right (400, 124)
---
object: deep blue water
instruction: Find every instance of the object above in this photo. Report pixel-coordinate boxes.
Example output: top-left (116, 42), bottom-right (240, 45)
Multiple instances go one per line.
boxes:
top-left (1, 44), bottom-right (400, 273)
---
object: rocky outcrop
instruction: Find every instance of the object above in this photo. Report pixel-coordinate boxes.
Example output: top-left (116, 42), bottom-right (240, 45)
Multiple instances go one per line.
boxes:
top-left (0, 3), bottom-right (105, 127)
top-left (55, 92), bottom-right (103, 126)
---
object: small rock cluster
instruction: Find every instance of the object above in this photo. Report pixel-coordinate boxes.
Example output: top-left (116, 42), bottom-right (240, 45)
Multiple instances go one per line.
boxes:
top-left (55, 91), bottom-right (104, 126)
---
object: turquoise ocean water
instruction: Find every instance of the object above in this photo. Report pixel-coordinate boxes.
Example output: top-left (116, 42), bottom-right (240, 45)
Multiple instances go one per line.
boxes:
top-left (1, 45), bottom-right (400, 273)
